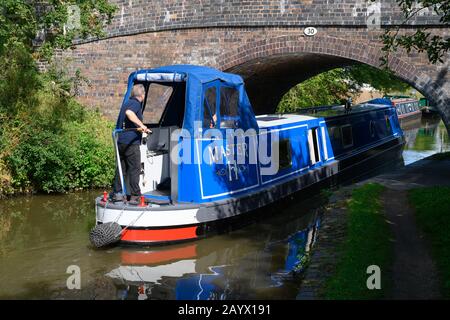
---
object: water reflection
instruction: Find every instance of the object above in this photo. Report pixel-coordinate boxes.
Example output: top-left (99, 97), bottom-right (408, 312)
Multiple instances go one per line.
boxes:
top-left (107, 210), bottom-right (321, 300)
top-left (402, 115), bottom-right (449, 165)
top-left (0, 187), bottom-right (323, 299)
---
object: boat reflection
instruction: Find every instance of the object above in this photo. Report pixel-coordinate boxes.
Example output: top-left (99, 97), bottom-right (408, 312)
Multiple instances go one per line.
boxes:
top-left (106, 213), bottom-right (321, 300)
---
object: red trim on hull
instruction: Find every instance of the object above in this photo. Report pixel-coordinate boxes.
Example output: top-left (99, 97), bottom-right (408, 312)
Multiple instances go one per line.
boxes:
top-left (121, 226), bottom-right (198, 243)
top-left (121, 244), bottom-right (198, 265)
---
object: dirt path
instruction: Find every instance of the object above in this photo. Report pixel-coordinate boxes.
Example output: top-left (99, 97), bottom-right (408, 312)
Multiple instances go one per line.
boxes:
top-left (382, 188), bottom-right (441, 299)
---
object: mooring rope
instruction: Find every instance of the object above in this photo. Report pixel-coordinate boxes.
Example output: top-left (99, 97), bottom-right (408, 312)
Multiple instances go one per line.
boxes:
top-left (120, 209), bottom-right (146, 234)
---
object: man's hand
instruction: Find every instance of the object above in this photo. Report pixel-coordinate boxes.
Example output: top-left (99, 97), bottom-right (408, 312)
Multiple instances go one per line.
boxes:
top-left (138, 125), bottom-right (152, 134)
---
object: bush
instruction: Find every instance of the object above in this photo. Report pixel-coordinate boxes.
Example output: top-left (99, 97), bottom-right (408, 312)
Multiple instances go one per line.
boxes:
top-left (3, 105), bottom-right (114, 194)
top-left (0, 0), bottom-right (117, 196)
top-left (0, 64), bottom-right (115, 194)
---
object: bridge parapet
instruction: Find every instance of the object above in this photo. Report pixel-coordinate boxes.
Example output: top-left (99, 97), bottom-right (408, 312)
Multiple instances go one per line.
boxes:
top-left (75, 0), bottom-right (445, 44)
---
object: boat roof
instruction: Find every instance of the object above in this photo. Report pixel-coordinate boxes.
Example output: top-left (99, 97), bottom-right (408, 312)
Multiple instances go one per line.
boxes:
top-left (133, 64), bottom-right (244, 85)
top-left (296, 103), bottom-right (392, 119)
top-left (371, 97), bottom-right (418, 105)
top-left (256, 114), bottom-right (317, 128)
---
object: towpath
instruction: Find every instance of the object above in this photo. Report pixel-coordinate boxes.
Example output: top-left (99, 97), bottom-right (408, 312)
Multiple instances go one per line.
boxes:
top-left (298, 156), bottom-right (450, 299)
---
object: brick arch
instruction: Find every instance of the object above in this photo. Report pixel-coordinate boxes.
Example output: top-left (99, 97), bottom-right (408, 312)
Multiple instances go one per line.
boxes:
top-left (215, 34), bottom-right (442, 118)
top-left (219, 35), bottom-right (420, 81)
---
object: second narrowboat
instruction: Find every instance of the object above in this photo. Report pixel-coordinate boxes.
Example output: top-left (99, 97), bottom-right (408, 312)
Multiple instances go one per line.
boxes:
top-left (368, 95), bottom-right (421, 120)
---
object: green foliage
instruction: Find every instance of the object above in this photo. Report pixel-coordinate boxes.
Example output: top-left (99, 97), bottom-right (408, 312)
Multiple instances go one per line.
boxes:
top-left (0, 0), bottom-right (117, 195)
top-left (0, 1), bottom-right (37, 55)
top-left (380, 0), bottom-right (449, 64)
top-left (1, 0), bottom-right (117, 61)
top-left (324, 183), bottom-right (392, 299)
top-left (4, 108), bottom-right (114, 193)
top-left (277, 69), bottom-right (356, 113)
top-left (1, 82), bottom-right (115, 194)
top-left (409, 186), bottom-right (450, 298)
top-left (0, 44), bottom-right (41, 116)
top-left (346, 64), bottom-right (411, 94)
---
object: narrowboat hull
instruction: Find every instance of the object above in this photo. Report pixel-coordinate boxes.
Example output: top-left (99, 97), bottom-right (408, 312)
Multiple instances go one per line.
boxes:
top-left (95, 135), bottom-right (405, 246)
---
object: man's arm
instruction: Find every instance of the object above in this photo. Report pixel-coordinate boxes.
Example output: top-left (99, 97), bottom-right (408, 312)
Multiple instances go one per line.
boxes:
top-left (125, 109), bottom-right (151, 133)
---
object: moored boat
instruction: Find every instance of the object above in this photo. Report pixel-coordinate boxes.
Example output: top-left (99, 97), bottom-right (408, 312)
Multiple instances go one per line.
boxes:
top-left (368, 96), bottom-right (421, 120)
top-left (93, 65), bottom-right (404, 246)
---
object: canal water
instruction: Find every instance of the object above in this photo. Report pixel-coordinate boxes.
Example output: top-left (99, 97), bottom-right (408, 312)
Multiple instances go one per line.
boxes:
top-left (0, 115), bottom-right (448, 299)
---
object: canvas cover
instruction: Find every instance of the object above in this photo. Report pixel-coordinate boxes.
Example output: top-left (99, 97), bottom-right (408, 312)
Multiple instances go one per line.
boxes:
top-left (117, 65), bottom-right (258, 133)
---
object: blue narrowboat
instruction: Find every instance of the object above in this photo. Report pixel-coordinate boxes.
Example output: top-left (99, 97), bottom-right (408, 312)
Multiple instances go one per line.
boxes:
top-left (93, 65), bottom-right (404, 246)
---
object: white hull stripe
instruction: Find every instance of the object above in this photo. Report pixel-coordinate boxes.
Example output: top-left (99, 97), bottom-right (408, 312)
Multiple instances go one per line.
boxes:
top-left (96, 206), bottom-right (199, 228)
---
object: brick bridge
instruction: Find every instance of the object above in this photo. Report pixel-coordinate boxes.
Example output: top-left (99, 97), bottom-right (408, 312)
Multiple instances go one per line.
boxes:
top-left (61, 0), bottom-right (450, 131)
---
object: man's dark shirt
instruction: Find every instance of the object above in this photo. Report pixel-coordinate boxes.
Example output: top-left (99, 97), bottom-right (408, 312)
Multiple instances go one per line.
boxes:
top-left (116, 97), bottom-right (143, 145)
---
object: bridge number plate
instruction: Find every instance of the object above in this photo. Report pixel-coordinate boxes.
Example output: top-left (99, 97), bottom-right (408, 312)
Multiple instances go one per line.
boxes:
top-left (304, 27), bottom-right (318, 37)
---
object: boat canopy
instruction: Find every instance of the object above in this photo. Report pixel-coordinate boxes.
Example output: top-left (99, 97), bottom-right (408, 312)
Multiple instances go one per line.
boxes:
top-left (119, 64), bottom-right (258, 133)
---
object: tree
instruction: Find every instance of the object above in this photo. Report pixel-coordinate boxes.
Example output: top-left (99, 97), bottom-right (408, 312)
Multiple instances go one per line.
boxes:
top-left (277, 69), bottom-right (357, 113)
top-left (0, 0), bottom-right (117, 61)
top-left (345, 64), bottom-right (411, 94)
top-left (0, 1), bottom-right (118, 194)
top-left (380, 0), bottom-right (449, 65)
top-left (0, 1), bottom-right (117, 115)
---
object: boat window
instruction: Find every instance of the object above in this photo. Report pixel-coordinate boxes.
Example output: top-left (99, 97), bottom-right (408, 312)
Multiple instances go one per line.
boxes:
top-left (340, 125), bottom-right (353, 148)
top-left (203, 87), bottom-right (217, 128)
top-left (370, 120), bottom-right (376, 138)
top-left (158, 82), bottom-right (186, 127)
top-left (401, 104), bottom-right (407, 114)
top-left (220, 86), bottom-right (239, 128)
top-left (143, 83), bottom-right (173, 123)
top-left (328, 126), bottom-right (341, 141)
top-left (397, 108), bottom-right (402, 115)
top-left (386, 116), bottom-right (392, 133)
top-left (308, 128), bottom-right (321, 165)
top-left (278, 139), bottom-right (292, 170)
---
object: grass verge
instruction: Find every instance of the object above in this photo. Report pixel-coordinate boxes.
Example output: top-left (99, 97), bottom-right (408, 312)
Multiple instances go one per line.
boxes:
top-left (323, 183), bottom-right (392, 299)
top-left (409, 186), bottom-right (450, 298)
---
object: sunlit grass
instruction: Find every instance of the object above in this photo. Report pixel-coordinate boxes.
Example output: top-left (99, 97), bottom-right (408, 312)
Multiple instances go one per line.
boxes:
top-left (323, 183), bottom-right (392, 299)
